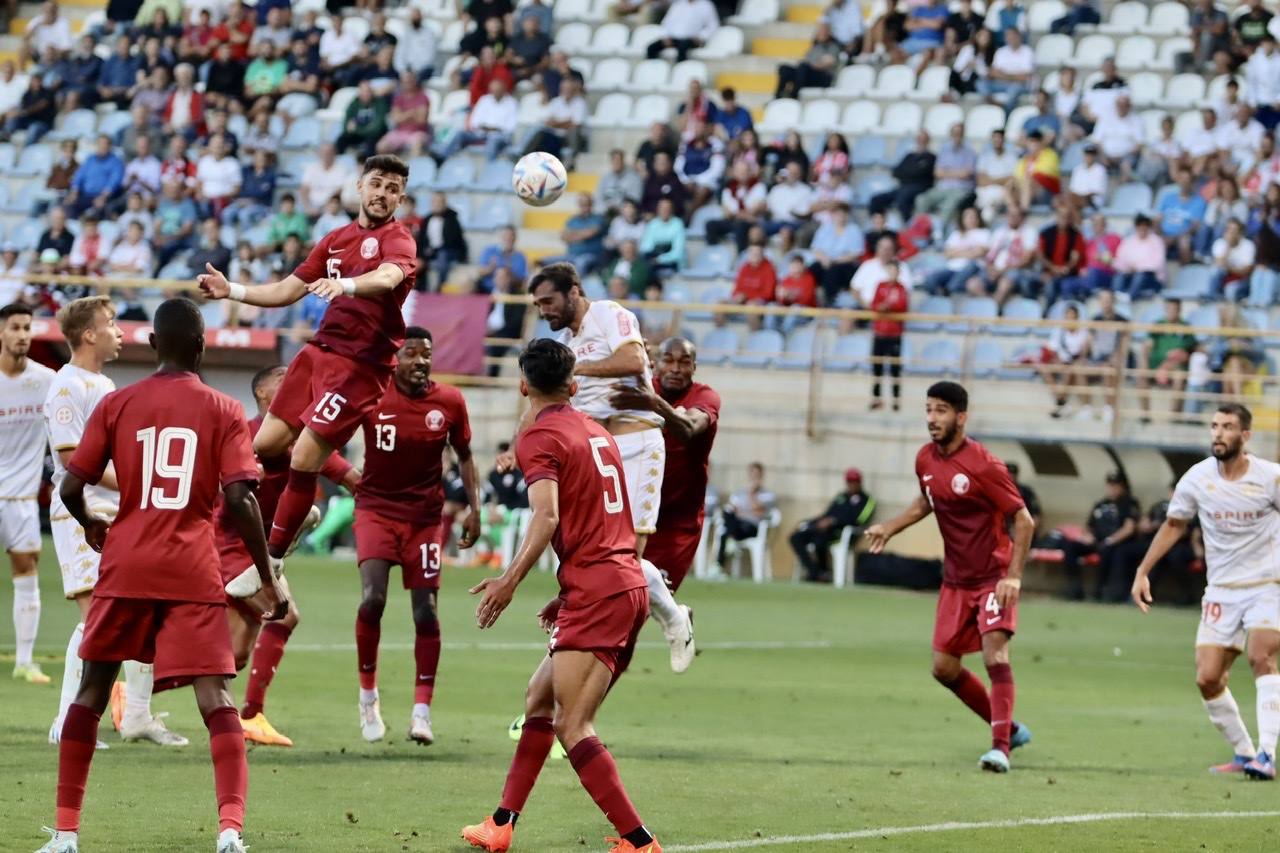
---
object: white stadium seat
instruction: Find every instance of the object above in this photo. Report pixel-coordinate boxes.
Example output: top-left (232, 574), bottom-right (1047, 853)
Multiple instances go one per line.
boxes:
top-left (589, 92), bottom-right (632, 128)
top-left (1034, 33), bottom-right (1073, 68)
top-left (1126, 71), bottom-right (1163, 107)
top-left (623, 59), bottom-right (669, 93)
top-left (924, 103), bottom-right (963, 138)
top-left (728, 0), bottom-right (779, 26)
top-left (829, 64), bottom-right (875, 98)
top-left (879, 101), bottom-right (922, 137)
top-left (1139, 108), bottom-right (1165, 141)
top-left (1115, 35), bottom-right (1156, 71)
top-left (667, 61), bottom-right (708, 93)
top-left (1206, 74), bottom-right (1232, 103)
top-left (518, 91), bottom-right (547, 125)
top-left (964, 104), bottom-right (1005, 140)
top-left (759, 98), bottom-right (802, 134)
top-left (910, 65), bottom-right (951, 101)
top-left (628, 93), bottom-right (671, 128)
top-left (590, 57), bottom-right (630, 90)
top-left (1027, 0), bottom-right (1066, 32)
top-left (1100, 1), bottom-right (1148, 35)
top-left (1162, 73), bottom-right (1207, 109)
top-left (840, 100), bottom-right (881, 134)
top-left (554, 0), bottom-right (592, 20)
top-left (800, 99), bottom-right (840, 133)
top-left (1004, 105), bottom-right (1036, 138)
top-left (583, 22), bottom-right (629, 56)
top-left (872, 64), bottom-right (915, 99)
top-left (1073, 34), bottom-right (1115, 68)
top-left (625, 24), bottom-right (664, 57)
top-left (693, 26), bottom-right (744, 59)
top-left (1155, 37), bottom-right (1192, 72)
top-left (555, 22), bottom-right (592, 52)
top-left (1143, 1), bottom-right (1189, 35)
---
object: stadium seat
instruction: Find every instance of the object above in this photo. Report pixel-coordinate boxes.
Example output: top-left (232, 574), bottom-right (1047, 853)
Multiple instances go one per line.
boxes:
top-left (997, 298), bottom-right (1043, 336)
top-left (628, 94), bottom-right (671, 129)
top-left (1115, 36), bottom-right (1156, 72)
top-left (872, 65), bottom-right (915, 99)
top-left (1035, 34), bottom-right (1074, 68)
top-left (728, 0), bottom-right (779, 26)
top-left (998, 346), bottom-right (1039, 380)
top-left (1126, 72), bottom-right (1163, 108)
top-left (829, 522), bottom-right (860, 588)
top-left (879, 102), bottom-right (923, 137)
top-left (662, 280), bottom-right (692, 303)
top-left (849, 133), bottom-right (886, 167)
top-left (1170, 266), bottom-right (1215, 300)
top-left (777, 326), bottom-right (819, 370)
top-left (554, 22), bottom-right (592, 52)
top-left (1156, 37), bottom-right (1192, 72)
top-left (0, 143), bottom-right (15, 172)
top-left (583, 22), bottom-right (629, 56)
top-left (622, 59), bottom-right (669, 93)
top-left (99, 110), bottom-right (133, 140)
top-left (1101, 1), bottom-right (1149, 35)
top-left (854, 173), bottom-right (896, 206)
top-left (405, 156), bottom-right (438, 190)
top-left (841, 101), bottom-right (882, 137)
top-left (668, 61), bottom-right (709, 93)
top-left (910, 65), bottom-right (951, 102)
top-left (282, 116), bottom-right (321, 149)
top-left (924, 103), bottom-right (964, 139)
top-left (686, 283), bottom-right (731, 319)
top-left (949, 296), bottom-right (998, 333)
top-left (828, 65), bottom-right (875, 99)
top-left (476, 159), bottom-right (514, 193)
top-left (581, 275), bottom-right (607, 299)
top-left (1073, 34), bottom-right (1115, 67)
top-left (1004, 104), bottom-right (1037, 137)
top-left (10, 219), bottom-right (42, 251)
top-left (277, 93), bottom-right (319, 119)
top-left (430, 157), bottom-right (476, 191)
top-left (1143, 1), bottom-right (1190, 35)
top-left (683, 244), bottom-right (734, 280)
top-left (699, 326), bottom-right (741, 365)
top-left (625, 24), bottom-right (664, 57)
top-left (1027, 0), bottom-right (1066, 32)
top-left (972, 339), bottom-right (1006, 378)
top-left (800, 99), bottom-right (840, 133)
top-left (686, 203), bottom-right (719, 239)
top-left (1103, 183), bottom-right (1153, 217)
top-left (12, 144), bottom-right (53, 178)
top-left (47, 109), bottom-right (96, 142)
top-left (589, 92), bottom-right (633, 128)
top-left (1161, 73), bottom-right (1207, 109)
top-left (759, 99), bottom-right (802, 135)
top-left (907, 295), bottom-right (950, 332)
top-left (554, 0), bottom-right (592, 20)
top-left (964, 104), bottom-right (1005, 141)
top-left (731, 329), bottom-right (785, 367)
top-left (719, 505), bottom-right (783, 583)
top-left (825, 333), bottom-right (871, 371)
top-left (1206, 74), bottom-right (1232, 103)
top-left (692, 27), bottom-right (743, 59)
top-left (341, 16), bottom-right (370, 42)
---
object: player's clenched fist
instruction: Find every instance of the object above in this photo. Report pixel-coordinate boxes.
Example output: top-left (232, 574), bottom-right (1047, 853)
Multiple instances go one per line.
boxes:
top-left (197, 263), bottom-right (230, 299)
top-left (471, 575), bottom-right (515, 629)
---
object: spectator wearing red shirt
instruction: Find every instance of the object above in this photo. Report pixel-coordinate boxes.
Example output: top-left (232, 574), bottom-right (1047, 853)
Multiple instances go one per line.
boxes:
top-left (468, 46), bottom-right (514, 106)
top-left (211, 2), bottom-right (255, 62)
top-left (1036, 203), bottom-right (1086, 304)
top-left (777, 254), bottom-right (817, 307)
top-left (1058, 210), bottom-right (1121, 301)
top-left (871, 260), bottom-right (908, 411)
top-left (731, 242), bottom-right (777, 305)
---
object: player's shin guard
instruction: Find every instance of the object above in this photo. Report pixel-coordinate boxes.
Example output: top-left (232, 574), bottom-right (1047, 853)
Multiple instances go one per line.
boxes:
top-left (355, 606), bottom-right (381, 692)
top-left (499, 716), bottom-right (556, 815)
top-left (56, 704), bottom-right (100, 831)
top-left (55, 623), bottom-right (85, 735)
top-left (241, 622), bottom-right (292, 719)
top-left (205, 706), bottom-right (248, 833)
top-left (267, 468), bottom-right (320, 558)
top-left (940, 668), bottom-right (992, 723)
top-left (566, 736), bottom-right (645, 837)
top-left (1256, 675), bottom-right (1280, 757)
top-left (986, 663), bottom-right (1015, 754)
top-left (414, 621), bottom-right (441, 706)
top-left (13, 574), bottom-right (40, 667)
top-left (121, 660), bottom-right (154, 729)
top-left (640, 559), bottom-right (680, 633)
top-left (1204, 689), bottom-right (1257, 757)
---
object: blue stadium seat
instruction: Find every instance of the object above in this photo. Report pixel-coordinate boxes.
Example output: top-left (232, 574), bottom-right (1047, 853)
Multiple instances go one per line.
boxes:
top-left (948, 296), bottom-right (998, 332)
top-left (854, 174), bottom-right (896, 207)
top-left (1186, 304), bottom-right (1219, 339)
top-left (686, 204), bottom-right (719, 240)
top-left (685, 283), bottom-right (730, 320)
top-left (581, 276), bottom-right (606, 299)
top-left (998, 297), bottom-right (1042, 336)
top-left (662, 281), bottom-right (691, 303)
top-left (683, 245), bottom-right (734, 280)
top-left (825, 333), bottom-right (871, 371)
top-left (731, 329), bottom-right (785, 368)
top-left (469, 197), bottom-right (514, 229)
top-left (405, 156), bottom-right (438, 190)
top-left (531, 319), bottom-right (555, 340)
top-left (430, 157), bottom-right (476, 192)
top-left (47, 109), bottom-right (97, 142)
top-left (999, 345), bottom-right (1039, 380)
top-left (906, 295), bottom-right (950, 332)
top-left (1169, 265), bottom-right (1214, 299)
top-left (777, 326), bottom-right (819, 370)
top-left (0, 144), bottom-right (14, 172)
top-left (1103, 183), bottom-right (1154, 217)
top-left (699, 326), bottom-right (741, 365)
top-left (98, 111), bottom-right (133, 142)
top-left (9, 219), bottom-right (42, 250)
top-left (904, 338), bottom-right (960, 376)
top-left (850, 136), bottom-right (886, 169)
top-left (972, 339), bottom-right (1006, 378)
top-left (476, 159), bottom-right (514, 193)
top-left (281, 117), bottom-right (322, 149)
top-left (12, 144), bottom-right (53, 178)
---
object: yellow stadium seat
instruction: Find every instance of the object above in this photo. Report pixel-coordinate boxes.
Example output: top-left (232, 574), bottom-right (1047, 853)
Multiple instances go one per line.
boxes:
top-left (715, 72), bottom-right (777, 95)
top-left (752, 38), bottom-right (811, 60)
top-left (786, 5), bottom-right (824, 23)
top-left (567, 172), bottom-right (599, 193)
top-left (522, 209), bottom-right (572, 231)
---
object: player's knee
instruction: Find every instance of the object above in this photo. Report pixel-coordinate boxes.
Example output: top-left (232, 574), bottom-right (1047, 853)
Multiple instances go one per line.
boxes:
top-left (1197, 671), bottom-right (1227, 698)
top-left (1247, 651), bottom-right (1278, 676)
top-left (358, 592), bottom-right (387, 621)
top-left (931, 661), bottom-right (959, 683)
top-left (551, 712), bottom-right (587, 747)
top-left (413, 605), bottom-right (439, 635)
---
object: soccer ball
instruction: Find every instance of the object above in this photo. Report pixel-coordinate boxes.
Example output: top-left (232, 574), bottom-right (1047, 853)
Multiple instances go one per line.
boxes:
top-left (512, 152), bottom-right (567, 207)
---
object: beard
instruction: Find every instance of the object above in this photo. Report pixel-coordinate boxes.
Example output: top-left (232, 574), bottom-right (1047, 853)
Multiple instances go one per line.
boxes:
top-left (931, 423), bottom-right (957, 446)
top-left (1213, 440), bottom-right (1243, 461)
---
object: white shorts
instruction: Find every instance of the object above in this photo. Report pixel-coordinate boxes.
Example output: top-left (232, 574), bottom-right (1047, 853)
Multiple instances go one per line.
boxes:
top-left (614, 428), bottom-right (665, 536)
top-left (1196, 584), bottom-right (1280, 650)
top-left (0, 499), bottom-right (40, 554)
top-left (52, 503), bottom-right (117, 599)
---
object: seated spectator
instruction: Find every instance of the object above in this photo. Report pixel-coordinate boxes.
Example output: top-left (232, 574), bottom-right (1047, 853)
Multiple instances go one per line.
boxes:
top-left (987, 205), bottom-right (1040, 303)
top-left (1139, 297), bottom-right (1196, 419)
top-left (825, 0), bottom-right (866, 55)
top-left (1209, 218), bottom-right (1257, 299)
top-left (1050, 0), bottom-right (1099, 35)
top-left (521, 76), bottom-right (587, 166)
top-left (640, 151), bottom-right (690, 218)
top-left (459, 15), bottom-right (508, 61)
top-left (363, 12), bottom-right (399, 56)
top-left (1009, 129), bottom-right (1059, 211)
top-left (478, 226), bottom-right (528, 293)
top-left (638, 281), bottom-right (679, 344)
top-left (1217, 104), bottom-right (1266, 172)
top-left (1089, 95), bottom-right (1143, 180)
top-left (1, 72), bottom-right (56, 143)
top-left (394, 8), bottom-right (439, 83)
top-left (975, 128), bottom-right (1018, 223)
top-left (647, 0), bottom-right (719, 63)
top-left (914, 123), bottom-right (977, 233)
top-left (595, 150), bottom-right (643, 216)
top-left (30, 207), bottom-right (72, 284)
top-left (117, 191), bottom-right (153, 241)
top-left (506, 13), bottom-right (551, 81)
top-left (195, 133), bottom-right (240, 217)
top-left (978, 27), bottom-right (1033, 115)
top-left (335, 80), bottom-right (390, 159)
top-left (312, 194), bottom-right (352, 243)
top-left (45, 139), bottom-right (78, 199)
top-left (65, 134), bottom-right (125, 218)
top-left (1039, 302), bottom-right (1090, 417)
top-left (1086, 288), bottom-right (1129, 415)
top-left (726, 127), bottom-right (764, 179)
top-left (731, 242), bottom-right (777, 305)
top-left (1208, 302), bottom-right (1264, 397)
top-left (1067, 143), bottom-right (1107, 212)
top-left (1180, 107), bottom-right (1221, 174)
top-left (153, 178), bottom-right (198, 268)
top-left (852, 235), bottom-right (915, 306)
top-left (243, 40), bottom-right (287, 110)
top-left (778, 254), bottom-right (818, 308)
top-left (804, 166), bottom-right (855, 245)
top-left (986, 0), bottom-right (1028, 44)
top-left (775, 22), bottom-right (842, 99)
top-left (895, 0), bottom-right (947, 64)
top-left (764, 161), bottom-right (814, 245)
top-left (926, 206), bottom-right (990, 294)
top-left (811, 133), bottom-right (850, 185)
top-left (434, 77), bottom-right (516, 162)
top-left (713, 88), bottom-right (753, 141)
top-left (641, 198), bottom-right (687, 274)
top-left (950, 26), bottom-right (994, 97)
top-left (1235, 0), bottom-right (1272, 62)
top-left (1059, 211), bottom-right (1120, 300)
top-left (717, 462), bottom-right (777, 569)
top-left (185, 218), bottom-right (231, 279)
top-left (559, 193), bottom-right (606, 274)
top-left (516, 0), bottom-right (554, 36)
top-left (675, 78), bottom-right (715, 142)
top-left (98, 35), bottom-right (141, 109)
top-left (769, 130), bottom-right (811, 184)
top-left (636, 121), bottom-right (679, 173)
top-left (300, 143), bottom-right (356, 219)
top-left (204, 42), bottom-right (245, 113)
top-left (539, 49), bottom-right (584, 99)
top-left (105, 220), bottom-right (154, 279)
top-left (870, 130), bottom-right (935, 220)
top-left (1112, 214), bottom-right (1167, 297)
top-left (605, 199), bottom-right (646, 259)
top-left (252, 6), bottom-right (294, 51)
top-left (67, 215), bottom-right (112, 277)
top-left (1036, 202), bottom-right (1086, 303)
top-left (484, 267), bottom-right (527, 376)
top-left (602, 239), bottom-right (653, 297)
top-left (23, 1), bottom-right (71, 66)
top-left (266, 192), bottom-right (310, 249)
top-left (1122, 481), bottom-right (1202, 606)
top-left (1135, 114), bottom-right (1180, 186)
top-left (1061, 471), bottom-right (1140, 602)
top-left (57, 34), bottom-right (102, 111)
top-left (0, 61), bottom-right (25, 118)
top-left (789, 469), bottom-right (875, 583)
top-left (418, 192), bottom-right (468, 291)
top-left (870, 259), bottom-right (908, 409)
top-left (1019, 90), bottom-right (1061, 149)
top-left (675, 125), bottom-right (726, 213)
top-left (1198, 176), bottom-right (1250, 258)
top-left (1246, 34), bottom-right (1280, 130)
top-left (377, 71), bottom-right (433, 157)
top-left (221, 148), bottom-right (275, 230)
top-left (0, 245), bottom-right (28, 307)
top-left (809, 202), bottom-right (864, 303)
top-left (319, 16), bottom-right (362, 84)
top-left (367, 48), bottom-right (403, 96)
top-left (1157, 168), bottom-right (1208, 264)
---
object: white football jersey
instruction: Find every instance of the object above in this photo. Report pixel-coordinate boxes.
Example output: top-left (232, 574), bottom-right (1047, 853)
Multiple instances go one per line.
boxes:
top-left (0, 359), bottom-right (54, 499)
top-left (1167, 454), bottom-right (1280, 588)
top-left (557, 300), bottom-right (662, 428)
top-left (45, 363), bottom-right (119, 516)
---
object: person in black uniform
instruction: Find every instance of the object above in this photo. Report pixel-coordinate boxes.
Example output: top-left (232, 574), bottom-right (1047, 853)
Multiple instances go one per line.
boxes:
top-left (1063, 470), bottom-right (1140, 602)
top-left (789, 468), bottom-right (877, 583)
top-left (1122, 480), bottom-right (1204, 606)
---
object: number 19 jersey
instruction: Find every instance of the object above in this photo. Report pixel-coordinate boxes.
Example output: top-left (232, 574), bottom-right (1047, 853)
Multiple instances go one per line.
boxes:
top-left (67, 371), bottom-right (259, 604)
top-left (515, 403), bottom-right (646, 608)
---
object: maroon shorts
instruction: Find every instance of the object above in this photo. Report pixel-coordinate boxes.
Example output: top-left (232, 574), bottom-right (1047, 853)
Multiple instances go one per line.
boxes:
top-left (269, 343), bottom-right (391, 448)
top-left (932, 582), bottom-right (1017, 657)
top-left (81, 596), bottom-right (234, 687)
top-left (354, 508), bottom-right (445, 589)
top-left (644, 522), bottom-right (703, 591)
top-left (551, 587), bottom-right (649, 685)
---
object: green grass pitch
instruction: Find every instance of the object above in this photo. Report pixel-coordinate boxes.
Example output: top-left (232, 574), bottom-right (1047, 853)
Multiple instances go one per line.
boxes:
top-left (4, 545), bottom-right (1280, 852)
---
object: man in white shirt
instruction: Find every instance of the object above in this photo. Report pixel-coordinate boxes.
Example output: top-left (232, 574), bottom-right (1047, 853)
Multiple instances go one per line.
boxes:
top-left (824, 0), bottom-right (865, 53)
top-left (764, 161), bottom-right (813, 237)
top-left (976, 129), bottom-right (1019, 223)
top-left (105, 221), bottom-right (153, 278)
top-left (1216, 105), bottom-right (1267, 171)
top-left (1091, 95), bottom-right (1145, 171)
top-left (319, 17), bottom-right (361, 71)
top-left (987, 205), bottom-right (1041, 303)
top-left (195, 133), bottom-right (241, 212)
top-left (1209, 218), bottom-right (1257, 299)
top-left (852, 234), bottom-right (916, 306)
top-left (1132, 405), bottom-right (1280, 780)
top-left (1246, 34), bottom-right (1280, 129)
top-left (24, 1), bottom-right (71, 64)
top-left (977, 28), bottom-right (1034, 114)
top-left (1068, 143), bottom-right (1108, 210)
top-left (646, 0), bottom-right (719, 62)
top-left (435, 78), bottom-right (517, 161)
top-left (521, 76), bottom-right (587, 166)
top-left (1182, 107), bottom-right (1223, 174)
top-left (0, 60), bottom-right (26, 116)
top-left (394, 7), bottom-right (439, 81)
top-left (300, 143), bottom-right (357, 218)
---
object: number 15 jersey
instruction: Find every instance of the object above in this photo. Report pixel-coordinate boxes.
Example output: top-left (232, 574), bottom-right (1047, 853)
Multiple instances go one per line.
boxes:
top-left (67, 372), bottom-right (258, 604)
top-left (515, 403), bottom-right (646, 608)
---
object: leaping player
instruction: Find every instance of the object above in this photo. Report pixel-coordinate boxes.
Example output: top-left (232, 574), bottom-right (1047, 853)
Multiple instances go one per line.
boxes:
top-left (352, 327), bottom-right (481, 745)
top-left (1132, 403), bottom-right (1280, 780)
top-left (1, 303), bottom-right (54, 686)
top-left (198, 154), bottom-right (417, 584)
top-left (865, 381), bottom-right (1035, 772)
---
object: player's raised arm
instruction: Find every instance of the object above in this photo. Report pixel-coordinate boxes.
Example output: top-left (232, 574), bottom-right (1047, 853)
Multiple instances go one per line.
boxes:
top-left (198, 263), bottom-right (309, 308)
top-left (573, 339), bottom-right (646, 379)
top-left (471, 478), bottom-right (559, 629)
top-left (304, 261), bottom-right (407, 303)
top-left (222, 481), bottom-right (287, 621)
top-left (1131, 515), bottom-right (1191, 613)
top-left (864, 493), bottom-right (932, 553)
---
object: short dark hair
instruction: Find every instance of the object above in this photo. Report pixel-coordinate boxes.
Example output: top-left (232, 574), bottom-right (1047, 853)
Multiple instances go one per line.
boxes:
top-left (1218, 402), bottom-right (1253, 431)
top-left (404, 325), bottom-right (432, 343)
top-left (0, 302), bottom-right (32, 322)
top-left (497, 441), bottom-right (511, 453)
top-left (153, 296), bottom-right (204, 336)
top-left (280, 192), bottom-right (296, 204)
top-left (927, 380), bottom-right (969, 412)
top-left (528, 261), bottom-right (580, 295)
top-left (363, 153), bottom-right (409, 179)
top-left (721, 87), bottom-right (736, 100)
top-left (518, 338), bottom-right (575, 394)
top-left (251, 364), bottom-right (285, 397)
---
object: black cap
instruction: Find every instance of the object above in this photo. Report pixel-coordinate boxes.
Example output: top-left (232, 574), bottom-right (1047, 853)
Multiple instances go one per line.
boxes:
top-left (1105, 470), bottom-right (1127, 484)
top-left (1083, 142), bottom-right (1099, 154)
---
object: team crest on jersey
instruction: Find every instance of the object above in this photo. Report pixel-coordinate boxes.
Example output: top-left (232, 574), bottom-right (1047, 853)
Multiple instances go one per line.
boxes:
top-left (360, 237), bottom-right (379, 259)
top-left (425, 409), bottom-right (445, 430)
top-left (951, 473), bottom-right (971, 495)
top-left (54, 406), bottom-right (73, 425)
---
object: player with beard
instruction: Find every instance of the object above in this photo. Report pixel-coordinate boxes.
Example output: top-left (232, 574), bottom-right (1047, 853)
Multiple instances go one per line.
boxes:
top-left (196, 155), bottom-right (418, 586)
top-left (865, 381), bottom-right (1035, 773)
top-left (1132, 403), bottom-right (1280, 780)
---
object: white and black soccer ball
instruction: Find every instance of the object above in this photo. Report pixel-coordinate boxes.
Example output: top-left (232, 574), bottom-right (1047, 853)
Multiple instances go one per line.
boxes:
top-left (512, 151), bottom-right (568, 207)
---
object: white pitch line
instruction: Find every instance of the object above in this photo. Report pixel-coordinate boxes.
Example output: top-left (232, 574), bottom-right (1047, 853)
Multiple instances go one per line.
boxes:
top-left (662, 810), bottom-right (1280, 852)
top-left (282, 639), bottom-right (836, 653)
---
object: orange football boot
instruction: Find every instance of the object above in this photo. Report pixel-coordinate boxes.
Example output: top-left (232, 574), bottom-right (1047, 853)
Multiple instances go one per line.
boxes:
top-left (241, 712), bottom-right (294, 746)
top-left (460, 816), bottom-right (513, 852)
top-left (109, 681), bottom-right (125, 731)
top-left (606, 837), bottom-right (662, 853)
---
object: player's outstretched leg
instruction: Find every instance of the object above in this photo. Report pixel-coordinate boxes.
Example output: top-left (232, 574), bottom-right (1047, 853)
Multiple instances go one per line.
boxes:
top-left (194, 677), bottom-right (250, 852)
top-left (1246, 630), bottom-right (1280, 780)
top-left (462, 657), bottom-right (558, 852)
top-left (639, 559), bottom-right (694, 674)
top-left (266, 429), bottom-right (334, 560)
top-left (118, 660), bottom-right (188, 745)
top-left (1196, 645), bottom-right (1258, 774)
top-left (409, 589), bottom-right (440, 745)
top-left (355, 560), bottom-right (390, 742)
top-left (933, 650), bottom-right (1031, 762)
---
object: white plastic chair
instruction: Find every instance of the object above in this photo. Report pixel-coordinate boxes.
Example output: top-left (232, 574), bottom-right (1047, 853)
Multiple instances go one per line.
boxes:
top-left (879, 101), bottom-right (923, 137)
top-left (1100, 1), bottom-right (1148, 35)
top-left (1073, 34), bottom-right (1115, 67)
top-left (830, 64), bottom-right (875, 97)
top-left (964, 103), bottom-right (1005, 140)
top-left (627, 93), bottom-right (671, 128)
top-left (624, 59), bottom-right (670, 93)
top-left (589, 92), bottom-right (633, 127)
top-left (1162, 73), bottom-right (1207, 109)
top-left (728, 0), bottom-right (779, 25)
top-left (1027, 0), bottom-right (1066, 32)
top-left (668, 60), bottom-right (708, 93)
top-left (924, 103), bottom-right (964, 138)
top-left (1034, 33), bottom-right (1073, 68)
top-left (801, 99), bottom-right (840, 133)
top-left (1126, 71), bottom-right (1163, 107)
top-left (759, 98), bottom-right (802, 135)
top-left (555, 21), bottom-right (592, 52)
top-left (873, 64), bottom-right (915, 99)
top-left (1155, 37), bottom-right (1192, 72)
top-left (1115, 35), bottom-right (1155, 71)
top-left (911, 65), bottom-right (952, 102)
top-left (692, 26), bottom-right (744, 59)
top-left (830, 525), bottom-right (859, 589)
top-left (717, 508), bottom-right (783, 583)
top-left (840, 99), bottom-right (881, 134)
top-left (1143, 1), bottom-right (1189, 35)
top-left (590, 57), bottom-right (631, 91)
top-left (583, 22), bottom-right (629, 56)
top-left (625, 24), bottom-right (664, 56)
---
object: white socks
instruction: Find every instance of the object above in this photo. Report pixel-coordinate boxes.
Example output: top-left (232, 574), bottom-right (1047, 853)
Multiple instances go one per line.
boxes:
top-left (412, 702), bottom-right (430, 719)
top-left (121, 660), bottom-right (154, 729)
top-left (1204, 688), bottom-right (1257, 759)
top-left (55, 623), bottom-right (85, 736)
top-left (360, 687), bottom-right (379, 704)
top-left (640, 558), bottom-right (682, 634)
top-left (12, 574), bottom-right (40, 667)
top-left (1256, 675), bottom-right (1280, 757)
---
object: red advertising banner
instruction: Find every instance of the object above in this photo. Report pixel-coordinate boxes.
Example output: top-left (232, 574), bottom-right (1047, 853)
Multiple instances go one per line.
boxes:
top-left (407, 293), bottom-right (491, 376)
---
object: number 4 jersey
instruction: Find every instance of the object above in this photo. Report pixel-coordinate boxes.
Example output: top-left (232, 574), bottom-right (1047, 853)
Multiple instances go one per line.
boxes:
top-left (515, 403), bottom-right (646, 608)
top-left (66, 371), bottom-right (259, 603)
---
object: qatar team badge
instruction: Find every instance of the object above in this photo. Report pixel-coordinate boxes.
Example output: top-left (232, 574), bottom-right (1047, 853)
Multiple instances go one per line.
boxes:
top-left (951, 473), bottom-right (970, 495)
top-left (360, 237), bottom-right (379, 259)
top-left (425, 410), bottom-right (445, 430)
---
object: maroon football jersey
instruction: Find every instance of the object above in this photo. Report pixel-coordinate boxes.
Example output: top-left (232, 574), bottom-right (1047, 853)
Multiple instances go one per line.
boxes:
top-left (356, 380), bottom-right (471, 524)
top-left (293, 219), bottom-right (419, 367)
top-left (653, 379), bottom-right (721, 533)
top-left (67, 372), bottom-right (258, 604)
top-left (515, 404), bottom-right (646, 608)
top-left (915, 437), bottom-right (1026, 589)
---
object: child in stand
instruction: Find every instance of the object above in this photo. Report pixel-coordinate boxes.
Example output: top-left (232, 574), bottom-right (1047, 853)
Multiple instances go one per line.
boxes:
top-left (871, 259), bottom-right (908, 411)
top-left (777, 254), bottom-right (818, 308)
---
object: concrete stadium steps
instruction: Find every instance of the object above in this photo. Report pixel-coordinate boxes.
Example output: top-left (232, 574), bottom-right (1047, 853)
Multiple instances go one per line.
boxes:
top-left (785, 5), bottom-right (824, 24)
